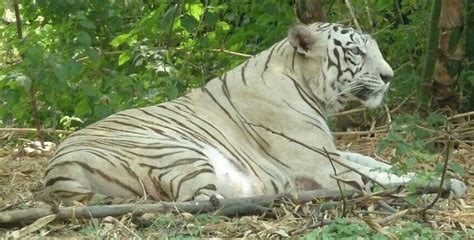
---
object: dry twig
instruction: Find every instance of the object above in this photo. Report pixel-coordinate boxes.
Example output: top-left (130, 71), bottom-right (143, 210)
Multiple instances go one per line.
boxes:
top-left (420, 123), bottom-right (453, 213)
top-left (344, 0), bottom-right (361, 31)
top-left (0, 128), bottom-right (73, 135)
top-left (332, 129), bottom-right (388, 137)
top-left (207, 48), bottom-right (252, 58)
top-left (324, 147), bottom-right (348, 217)
top-left (0, 189), bottom-right (352, 225)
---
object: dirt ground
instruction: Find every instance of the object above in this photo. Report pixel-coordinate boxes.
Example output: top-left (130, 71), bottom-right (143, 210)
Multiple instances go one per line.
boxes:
top-left (0, 126), bottom-right (473, 238)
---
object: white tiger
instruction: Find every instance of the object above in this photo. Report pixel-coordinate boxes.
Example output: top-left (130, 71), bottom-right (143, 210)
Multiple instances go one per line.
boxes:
top-left (42, 23), bottom-right (466, 204)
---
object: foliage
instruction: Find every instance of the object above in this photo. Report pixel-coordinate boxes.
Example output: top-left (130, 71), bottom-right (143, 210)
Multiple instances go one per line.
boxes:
top-left (1, 0), bottom-right (470, 131)
top-left (303, 218), bottom-right (473, 239)
top-left (0, 0), bottom-right (295, 130)
top-left (377, 113), bottom-right (465, 203)
top-left (379, 113), bottom-right (442, 173)
top-left (143, 212), bottom-right (227, 238)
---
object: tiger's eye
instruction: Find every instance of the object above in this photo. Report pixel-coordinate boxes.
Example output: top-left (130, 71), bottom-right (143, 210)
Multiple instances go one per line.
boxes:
top-left (351, 47), bottom-right (364, 56)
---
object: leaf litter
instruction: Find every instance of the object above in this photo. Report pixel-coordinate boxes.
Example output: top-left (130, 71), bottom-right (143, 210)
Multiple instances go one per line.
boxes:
top-left (0, 115), bottom-right (473, 238)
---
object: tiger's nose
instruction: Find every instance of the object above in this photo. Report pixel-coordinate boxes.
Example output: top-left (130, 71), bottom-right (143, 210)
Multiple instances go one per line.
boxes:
top-left (379, 59), bottom-right (394, 83)
top-left (381, 73), bottom-right (393, 83)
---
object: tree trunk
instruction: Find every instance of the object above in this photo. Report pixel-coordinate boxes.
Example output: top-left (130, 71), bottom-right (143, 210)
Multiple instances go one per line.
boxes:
top-left (295, 0), bottom-right (326, 24)
top-left (421, 0), bottom-right (442, 87)
top-left (466, 1), bottom-right (474, 110)
top-left (467, 1), bottom-right (474, 73)
top-left (430, 0), bottom-right (464, 110)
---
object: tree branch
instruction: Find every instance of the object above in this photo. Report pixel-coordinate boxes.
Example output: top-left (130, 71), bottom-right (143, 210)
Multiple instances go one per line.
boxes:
top-left (1, 189), bottom-right (350, 225)
top-left (0, 180), bottom-right (461, 225)
top-left (13, 0), bottom-right (22, 39)
top-left (0, 128), bottom-right (74, 135)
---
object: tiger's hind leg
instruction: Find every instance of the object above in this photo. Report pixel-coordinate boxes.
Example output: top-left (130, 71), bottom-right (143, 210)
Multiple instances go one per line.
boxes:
top-left (151, 145), bottom-right (264, 201)
top-left (143, 146), bottom-right (223, 202)
top-left (35, 186), bottom-right (122, 206)
top-left (43, 151), bottom-right (151, 205)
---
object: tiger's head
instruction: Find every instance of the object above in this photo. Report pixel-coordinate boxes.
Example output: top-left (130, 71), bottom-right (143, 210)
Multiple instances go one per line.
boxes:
top-left (288, 23), bottom-right (394, 112)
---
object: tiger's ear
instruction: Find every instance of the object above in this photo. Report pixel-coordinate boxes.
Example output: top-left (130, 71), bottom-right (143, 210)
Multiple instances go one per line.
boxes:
top-left (288, 24), bottom-right (316, 55)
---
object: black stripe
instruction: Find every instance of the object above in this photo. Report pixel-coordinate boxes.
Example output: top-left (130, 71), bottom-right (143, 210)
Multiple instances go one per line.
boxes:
top-left (270, 180), bottom-right (279, 193)
top-left (122, 149), bottom-right (185, 159)
top-left (175, 168), bottom-right (214, 200)
top-left (282, 73), bottom-right (325, 119)
top-left (291, 47), bottom-right (297, 73)
top-left (188, 184), bottom-right (217, 201)
top-left (241, 60), bottom-right (250, 85)
top-left (276, 39), bottom-right (288, 52)
top-left (283, 100), bottom-right (329, 136)
top-left (263, 45), bottom-right (277, 71)
top-left (45, 176), bottom-right (75, 187)
top-left (138, 158), bottom-right (207, 170)
top-left (49, 161), bottom-right (142, 196)
top-left (157, 103), bottom-right (258, 175)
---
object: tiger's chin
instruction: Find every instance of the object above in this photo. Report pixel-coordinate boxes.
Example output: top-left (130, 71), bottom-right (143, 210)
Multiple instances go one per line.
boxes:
top-left (361, 95), bottom-right (384, 109)
top-left (358, 84), bottom-right (389, 109)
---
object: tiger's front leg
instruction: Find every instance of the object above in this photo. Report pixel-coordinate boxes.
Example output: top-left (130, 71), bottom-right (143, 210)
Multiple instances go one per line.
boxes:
top-left (338, 151), bottom-right (391, 169)
top-left (337, 151), bottom-right (467, 198)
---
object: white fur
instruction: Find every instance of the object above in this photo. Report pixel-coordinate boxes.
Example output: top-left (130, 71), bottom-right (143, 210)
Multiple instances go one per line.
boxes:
top-left (203, 146), bottom-right (255, 198)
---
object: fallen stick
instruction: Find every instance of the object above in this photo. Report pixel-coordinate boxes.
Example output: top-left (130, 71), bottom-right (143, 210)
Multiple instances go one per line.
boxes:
top-left (332, 129), bottom-right (388, 136)
top-left (0, 189), bottom-right (351, 225)
top-left (0, 179), bottom-right (459, 226)
top-left (0, 128), bottom-right (73, 135)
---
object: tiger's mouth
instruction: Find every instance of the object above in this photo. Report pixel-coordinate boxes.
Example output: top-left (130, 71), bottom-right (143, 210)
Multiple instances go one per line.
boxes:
top-left (352, 83), bottom-right (389, 108)
top-left (352, 81), bottom-right (388, 97)
top-left (353, 87), bottom-right (372, 101)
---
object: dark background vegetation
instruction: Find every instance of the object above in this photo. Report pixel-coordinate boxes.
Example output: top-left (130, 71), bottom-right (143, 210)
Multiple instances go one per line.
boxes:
top-left (0, 0), bottom-right (472, 133)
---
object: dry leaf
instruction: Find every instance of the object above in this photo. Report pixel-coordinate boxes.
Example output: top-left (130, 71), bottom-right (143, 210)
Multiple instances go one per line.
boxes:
top-left (9, 214), bottom-right (56, 238)
top-left (363, 217), bottom-right (398, 240)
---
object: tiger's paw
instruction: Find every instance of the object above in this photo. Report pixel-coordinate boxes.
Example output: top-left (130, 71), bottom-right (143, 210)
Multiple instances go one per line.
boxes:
top-left (451, 179), bottom-right (467, 199)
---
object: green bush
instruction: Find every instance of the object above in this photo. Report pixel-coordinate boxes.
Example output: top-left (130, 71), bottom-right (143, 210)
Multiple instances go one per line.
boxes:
top-left (0, 1), bottom-right (470, 130)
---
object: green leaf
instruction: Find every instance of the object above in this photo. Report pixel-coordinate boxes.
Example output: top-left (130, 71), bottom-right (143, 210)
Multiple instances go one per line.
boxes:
top-left (216, 21), bottom-right (230, 31)
top-left (426, 112), bottom-right (446, 126)
top-left (468, 75), bottom-right (474, 84)
top-left (395, 143), bottom-right (409, 154)
top-left (450, 163), bottom-right (465, 176)
top-left (25, 45), bottom-right (44, 67)
top-left (94, 105), bottom-right (113, 119)
top-left (181, 15), bottom-right (198, 32)
top-left (76, 31), bottom-right (92, 46)
top-left (405, 157), bottom-right (418, 168)
top-left (405, 193), bottom-right (418, 204)
top-left (86, 48), bottom-right (100, 64)
top-left (54, 64), bottom-right (69, 81)
top-left (110, 33), bottom-right (130, 47)
top-left (74, 98), bottom-right (91, 116)
top-left (378, 139), bottom-right (390, 151)
top-left (79, 20), bottom-right (95, 29)
top-left (203, 11), bottom-right (218, 25)
top-left (5, 89), bottom-right (20, 105)
top-left (118, 51), bottom-right (131, 66)
top-left (161, 4), bottom-right (178, 29)
top-left (15, 74), bottom-right (32, 89)
top-left (2, 111), bottom-right (13, 124)
top-left (189, 2), bottom-right (203, 20)
top-left (167, 85), bottom-right (178, 100)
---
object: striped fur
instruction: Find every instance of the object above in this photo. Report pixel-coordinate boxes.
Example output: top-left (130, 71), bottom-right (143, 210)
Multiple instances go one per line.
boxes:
top-left (42, 23), bottom-right (466, 204)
